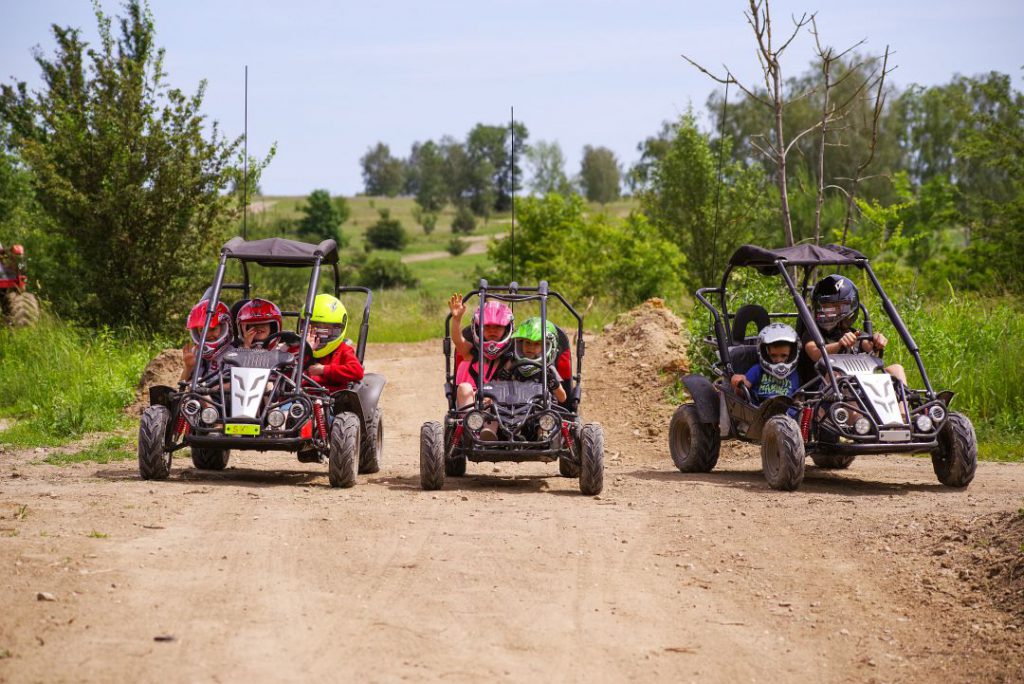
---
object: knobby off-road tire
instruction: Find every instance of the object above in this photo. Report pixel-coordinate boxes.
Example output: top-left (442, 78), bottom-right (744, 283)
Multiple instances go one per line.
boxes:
top-left (190, 447), bottom-right (230, 470)
top-left (579, 422), bottom-right (604, 496)
top-left (558, 455), bottom-right (580, 478)
top-left (761, 415), bottom-right (805, 491)
top-left (668, 403), bottom-right (721, 473)
top-left (328, 412), bottom-right (360, 488)
top-left (358, 407), bottom-right (382, 474)
top-left (138, 406), bottom-right (172, 480)
top-left (810, 453), bottom-right (856, 469)
top-left (7, 291), bottom-right (39, 327)
top-left (420, 421), bottom-right (446, 490)
top-left (931, 412), bottom-right (977, 488)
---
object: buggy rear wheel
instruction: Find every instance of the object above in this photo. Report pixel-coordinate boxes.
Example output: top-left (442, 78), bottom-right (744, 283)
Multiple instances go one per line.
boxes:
top-left (420, 421), bottom-right (445, 490)
top-left (579, 423), bottom-right (604, 496)
top-left (358, 408), bottom-right (382, 474)
top-left (328, 412), bottom-right (360, 488)
top-left (761, 415), bottom-right (805, 491)
top-left (668, 403), bottom-right (720, 473)
top-left (191, 447), bottom-right (230, 470)
top-left (138, 406), bottom-right (172, 480)
top-left (931, 412), bottom-right (977, 488)
top-left (810, 453), bottom-right (856, 469)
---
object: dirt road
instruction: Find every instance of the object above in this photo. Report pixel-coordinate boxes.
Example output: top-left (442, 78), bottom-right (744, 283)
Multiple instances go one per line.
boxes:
top-left (1, 338), bottom-right (1023, 683)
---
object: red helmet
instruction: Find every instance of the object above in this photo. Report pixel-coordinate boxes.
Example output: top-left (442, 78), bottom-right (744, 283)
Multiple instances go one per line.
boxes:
top-left (187, 299), bottom-right (232, 359)
top-left (471, 300), bottom-right (514, 360)
top-left (236, 298), bottom-right (283, 340)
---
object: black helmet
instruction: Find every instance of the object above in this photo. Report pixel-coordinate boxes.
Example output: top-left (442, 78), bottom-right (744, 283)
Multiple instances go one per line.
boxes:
top-left (811, 274), bottom-right (859, 332)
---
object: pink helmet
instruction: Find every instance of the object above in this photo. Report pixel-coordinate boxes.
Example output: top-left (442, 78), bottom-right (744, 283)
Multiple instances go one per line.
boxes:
top-left (472, 300), bottom-right (514, 360)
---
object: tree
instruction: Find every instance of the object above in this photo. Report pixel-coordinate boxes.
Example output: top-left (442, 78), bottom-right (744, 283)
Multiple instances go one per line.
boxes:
top-left (465, 121), bottom-right (529, 215)
top-left (451, 205), bottom-right (477, 235)
top-left (360, 142), bottom-right (405, 197)
top-left (357, 255), bottom-right (418, 289)
top-left (297, 189), bottom-right (348, 246)
top-left (0, 1), bottom-right (263, 329)
top-left (410, 140), bottom-right (447, 212)
top-left (364, 208), bottom-right (408, 250)
top-left (626, 121), bottom-right (675, 193)
top-left (578, 145), bottom-right (620, 204)
top-left (526, 140), bottom-right (572, 196)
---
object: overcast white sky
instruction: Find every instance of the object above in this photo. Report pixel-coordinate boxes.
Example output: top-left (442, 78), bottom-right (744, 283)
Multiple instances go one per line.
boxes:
top-left (2, 1), bottom-right (1021, 195)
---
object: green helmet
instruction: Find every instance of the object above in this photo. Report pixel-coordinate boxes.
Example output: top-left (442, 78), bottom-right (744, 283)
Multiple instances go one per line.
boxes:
top-left (511, 317), bottom-right (558, 376)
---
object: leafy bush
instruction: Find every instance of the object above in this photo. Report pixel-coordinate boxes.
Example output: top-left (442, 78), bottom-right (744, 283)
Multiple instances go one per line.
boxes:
top-left (451, 205), bottom-right (477, 235)
top-left (357, 256), bottom-right (419, 289)
top-left (447, 237), bottom-right (469, 256)
top-left (411, 204), bottom-right (438, 235)
top-left (364, 208), bottom-right (408, 250)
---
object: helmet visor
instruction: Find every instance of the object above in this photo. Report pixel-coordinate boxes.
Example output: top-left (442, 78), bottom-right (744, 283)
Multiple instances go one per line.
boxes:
top-left (814, 301), bottom-right (853, 331)
top-left (312, 324), bottom-right (344, 348)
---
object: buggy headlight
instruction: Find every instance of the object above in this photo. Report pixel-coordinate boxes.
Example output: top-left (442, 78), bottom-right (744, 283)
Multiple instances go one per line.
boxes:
top-left (200, 407), bottom-right (219, 425)
top-left (289, 403), bottom-right (307, 420)
top-left (854, 417), bottom-right (871, 435)
top-left (465, 412), bottom-right (485, 431)
top-left (915, 415), bottom-right (934, 433)
top-left (833, 407), bottom-right (850, 425)
top-left (537, 414), bottom-right (558, 433)
top-left (267, 410), bottom-right (286, 429)
top-left (182, 399), bottom-right (201, 417)
top-left (928, 405), bottom-right (945, 422)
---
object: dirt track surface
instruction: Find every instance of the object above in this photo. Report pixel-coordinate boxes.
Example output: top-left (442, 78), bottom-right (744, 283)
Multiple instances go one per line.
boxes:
top-left (2, 336), bottom-right (1024, 683)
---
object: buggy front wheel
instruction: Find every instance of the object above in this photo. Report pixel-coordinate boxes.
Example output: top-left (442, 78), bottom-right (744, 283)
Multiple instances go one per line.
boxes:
top-left (191, 447), bottom-right (230, 470)
top-left (579, 423), bottom-right (604, 496)
top-left (761, 415), bottom-right (805, 491)
top-left (810, 453), bottom-right (855, 469)
top-left (669, 403), bottom-right (720, 473)
top-left (138, 406), bottom-right (172, 480)
top-left (420, 421), bottom-right (445, 490)
top-left (328, 412), bottom-right (360, 488)
top-left (931, 412), bottom-right (977, 488)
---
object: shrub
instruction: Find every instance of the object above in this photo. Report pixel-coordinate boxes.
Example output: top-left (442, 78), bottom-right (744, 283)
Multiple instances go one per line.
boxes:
top-left (447, 237), bottom-right (469, 256)
top-left (451, 205), bottom-right (477, 235)
top-left (411, 204), bottom-right (438, 235)
top-left (364, 208), bottom-right (408, 250)
top-left (357, 256), bottom-right (419, 289)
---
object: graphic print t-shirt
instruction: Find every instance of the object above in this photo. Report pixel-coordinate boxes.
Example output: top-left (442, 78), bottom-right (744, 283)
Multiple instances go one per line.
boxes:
top-left (744, 365), bottom-right (799, 403)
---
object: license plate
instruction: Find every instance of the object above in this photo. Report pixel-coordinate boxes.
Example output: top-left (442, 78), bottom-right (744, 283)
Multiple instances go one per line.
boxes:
top-left (224, 423), bottom-right (260, 436)
top-left (879, 429), bottom-right (911, 443)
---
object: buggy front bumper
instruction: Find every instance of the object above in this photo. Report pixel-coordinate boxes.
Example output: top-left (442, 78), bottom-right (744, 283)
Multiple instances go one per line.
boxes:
top-left (810, 439), bottom-right (937, 456)
top-left (181, 434), bottom-right (309, 452)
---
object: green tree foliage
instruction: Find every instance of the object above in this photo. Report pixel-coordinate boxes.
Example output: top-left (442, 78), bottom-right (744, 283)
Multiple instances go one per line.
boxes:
top-left (408, 140), bottom-right (447, 212)
top-left (488, 194), bottom-right (683, 307)
top-left (638, 114), bottom-right (774, 289)
top-left (360, 142), bottom-right (405, 197)
top-left (357, 255), bottom-right (418, 289)
top-left (411, 204), bottom-right (438, 235)
top-left (0, 1), bottom-right (262, 329)
top-left (364, 208), bottom-right (408, 250)
top-left (526, 140), bottom-right (573, 196)
top-left (451, 205), bottom-right (477, 235)
top-left (465, 122), bottom-right (528, 214)
top-left (578, 146), bottom-right (621, 204)
top-left (446, 236), bottom-right (468, 256)
top-left (297, 189), bottom-right (349, 246)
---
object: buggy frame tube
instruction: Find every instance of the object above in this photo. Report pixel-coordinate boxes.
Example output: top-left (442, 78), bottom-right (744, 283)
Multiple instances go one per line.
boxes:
top-left (336, 285), bottom-right (373, 364)
top-left (191, 252), bottom-right (231, 387)
top-left (293, 254), bottom-right (324, 386)
top-left (538, 280), bottom-right (550, 410)
top-left (695, 287), bottom-right (731, 376)
top-left (863, 263), bottom-right (934, 397)
top-left (775, 261), bottom-right (843, 397)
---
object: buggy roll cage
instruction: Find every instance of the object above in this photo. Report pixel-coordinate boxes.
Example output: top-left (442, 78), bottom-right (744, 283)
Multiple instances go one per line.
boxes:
top-left (443, 278), bottom-right (585, 413)
top-left (190, 236), bottom-right (373, 389)
top-left (694, 243), bottom-right (936, 400)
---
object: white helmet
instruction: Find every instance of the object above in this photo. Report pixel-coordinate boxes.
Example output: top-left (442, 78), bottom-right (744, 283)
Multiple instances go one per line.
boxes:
top-left (757, 323), bottom-right (799, 380)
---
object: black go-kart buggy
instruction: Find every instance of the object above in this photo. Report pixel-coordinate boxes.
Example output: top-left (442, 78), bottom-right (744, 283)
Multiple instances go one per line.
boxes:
top-left (137, 236), bottom-right (386, 488)
top-left (419, 279), bottom-right (604, 495)
top-left (670, 243), bottom-right (977, 491)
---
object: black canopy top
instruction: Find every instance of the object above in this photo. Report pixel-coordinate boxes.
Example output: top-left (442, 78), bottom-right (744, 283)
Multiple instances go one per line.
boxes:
top-left (728, 243), bottom-right (867, 268)
top-left (221, 237), bottom-right (338, 266)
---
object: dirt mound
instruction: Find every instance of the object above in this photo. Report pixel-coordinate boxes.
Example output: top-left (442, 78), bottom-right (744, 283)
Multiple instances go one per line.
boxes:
top-left (129, 348), bottom-right (182, 415)
top-left (582, 298), bottom-right (689, 462)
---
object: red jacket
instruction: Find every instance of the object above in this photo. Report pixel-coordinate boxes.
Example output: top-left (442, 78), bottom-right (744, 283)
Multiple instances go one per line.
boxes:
top-left (309, 343), bottom-right (364, 392)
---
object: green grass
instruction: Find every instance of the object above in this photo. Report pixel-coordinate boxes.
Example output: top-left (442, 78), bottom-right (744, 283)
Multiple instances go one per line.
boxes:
top-left (43, 435), bottom-right (133, 465)
top-left (0, 319), bottom-right (165, 447)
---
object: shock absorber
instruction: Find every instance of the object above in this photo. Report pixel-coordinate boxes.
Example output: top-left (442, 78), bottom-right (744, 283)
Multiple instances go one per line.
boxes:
top-left (313, 401), bottom-right (328, 443)
top-left (800, 407), bottom-right (812, 442)
top-left (174, 414), bottom-right (189, 438)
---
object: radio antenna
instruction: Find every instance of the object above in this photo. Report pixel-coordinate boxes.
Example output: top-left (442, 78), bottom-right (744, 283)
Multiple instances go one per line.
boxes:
top-left (510, 106), bottom-right (516, 284)
top-left (243, 65), bottom-right (249, 240)
top-left (711, 79), bottom-right (729, 274)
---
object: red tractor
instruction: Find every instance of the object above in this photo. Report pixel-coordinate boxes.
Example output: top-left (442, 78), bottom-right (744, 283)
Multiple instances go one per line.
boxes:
top-left (0, 241), bottom-right (39, 326)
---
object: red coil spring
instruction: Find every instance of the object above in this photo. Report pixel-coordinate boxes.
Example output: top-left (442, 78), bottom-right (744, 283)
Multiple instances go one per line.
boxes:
top-left (175, 414), bottom-right (188, 438)
top-left (561, 422), bottom-right (575, 451)
top-left (313, 402), bottom-right (328, 442)
top-left (800, 407), bottom-right (812, 442)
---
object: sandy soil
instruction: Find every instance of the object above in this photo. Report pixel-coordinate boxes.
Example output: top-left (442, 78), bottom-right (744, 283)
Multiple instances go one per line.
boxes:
top-left (2, 309), bottom-right (1023, 683)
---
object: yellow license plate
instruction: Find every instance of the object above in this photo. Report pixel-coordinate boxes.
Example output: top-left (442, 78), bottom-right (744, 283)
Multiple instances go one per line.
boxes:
top-left (224, 423), bottom-right (260, 436)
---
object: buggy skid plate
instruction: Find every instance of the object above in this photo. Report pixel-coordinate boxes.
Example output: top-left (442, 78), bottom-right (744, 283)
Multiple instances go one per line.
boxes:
top-left (185, 435), bottom-right (307, 452)
top-left (464, 450), bottom-right (562, 463)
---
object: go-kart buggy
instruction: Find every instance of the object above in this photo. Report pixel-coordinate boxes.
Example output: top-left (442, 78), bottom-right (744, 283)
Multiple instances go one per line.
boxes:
top-left (670, 243), bottom-right (977, 491)
top-left (0, 241), bottom-right (40, 327)
top-left (137, 236), bottom-right (386, 488)
top-left (419, 279), bottom-right (604, 495)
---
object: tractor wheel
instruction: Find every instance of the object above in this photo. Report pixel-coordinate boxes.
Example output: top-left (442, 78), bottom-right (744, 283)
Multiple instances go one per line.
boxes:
top-left (358, 408), bottom-right (382, 474)
top-left (578, 423), bottom-right (604, 496)
top-left (190, 447), bottom-right (230, 470)
top-left (328, 412), bottom-right (360, 488)
top-left (810, 453), bottom-right (856, 469)
top-left (668, 403), bottom-right (720, 473)
top-left (420, 421), bottom-right (445, 491)
top-left (931, 412), bottom-right (977, 488)
top-left (761, 415), bottom-right (805, 491)
top-left (138, 406), bottom-right (172, 480)
top-left (7, 291), bottom-right (39, 327)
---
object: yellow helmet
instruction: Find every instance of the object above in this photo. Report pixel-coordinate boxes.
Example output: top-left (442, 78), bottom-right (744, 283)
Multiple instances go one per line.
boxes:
top-left (307, 294), bottom-right (349, 358)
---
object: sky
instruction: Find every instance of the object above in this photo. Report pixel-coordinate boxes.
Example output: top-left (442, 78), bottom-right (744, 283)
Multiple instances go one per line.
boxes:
top-left (2, 1), bottom-right (1022, 196)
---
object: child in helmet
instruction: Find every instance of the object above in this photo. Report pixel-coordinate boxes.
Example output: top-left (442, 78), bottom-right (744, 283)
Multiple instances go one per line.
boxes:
top-left (180, 298), bottom-right (233, 382)
top-left (731, 323), bottom-right (800, 404)
top-left (508, 317), bottom-right (567, 403)
top-left (448, 293), bottom-right (515, 365)
top-left (236, 298), bottom-right (283, 349)
top-left (802, 274), bottom-right (906, 384)
top-left (304, 293), bottom-right (364, 392)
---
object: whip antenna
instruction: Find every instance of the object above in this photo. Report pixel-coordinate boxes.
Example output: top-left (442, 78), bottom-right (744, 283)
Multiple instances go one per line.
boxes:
top-left (510, 106), bottom-right (516, 284)
top-left (711, 79), bottom-right (729, 274)
top-left (243, 65), bottom-right (249, 240)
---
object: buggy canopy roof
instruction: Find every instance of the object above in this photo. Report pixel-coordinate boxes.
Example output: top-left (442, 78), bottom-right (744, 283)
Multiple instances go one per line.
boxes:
top-left (221, 237), bottom-right (339, 267)
top-left (728, 243), bottom-right (867, 268)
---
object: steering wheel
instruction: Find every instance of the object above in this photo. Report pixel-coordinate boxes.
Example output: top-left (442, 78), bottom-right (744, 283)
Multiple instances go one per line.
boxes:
top-left (263, 331), bottom-right (316, 366)
top-left (851, 332), bottom-right (884, 359)
top-left (511, 358), bottom-right (544, 374)
top-left (737, 382), bottom-right (754, 404)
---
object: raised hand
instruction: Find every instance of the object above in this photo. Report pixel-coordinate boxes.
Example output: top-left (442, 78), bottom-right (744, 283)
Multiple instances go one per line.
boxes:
top-left (448, 293), bottom-right (466, 320)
